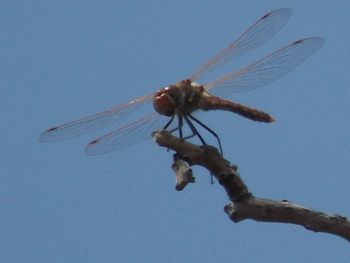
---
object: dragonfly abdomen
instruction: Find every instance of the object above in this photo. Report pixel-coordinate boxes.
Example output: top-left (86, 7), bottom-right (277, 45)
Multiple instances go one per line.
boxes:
top-left (200, 96), bottom-right (274, 123)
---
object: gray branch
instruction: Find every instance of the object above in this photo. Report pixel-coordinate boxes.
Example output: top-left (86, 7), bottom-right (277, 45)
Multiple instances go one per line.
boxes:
top-left (153, 130), bottom-right (350, 242)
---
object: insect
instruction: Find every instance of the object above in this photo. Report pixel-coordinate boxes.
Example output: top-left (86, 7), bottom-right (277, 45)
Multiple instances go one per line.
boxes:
top-left (39, 8), bottom-right (324, 155)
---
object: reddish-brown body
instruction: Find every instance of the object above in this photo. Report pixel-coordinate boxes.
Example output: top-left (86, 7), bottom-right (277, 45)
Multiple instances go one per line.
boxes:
top-left (153, 79), bottom-right (274, 123)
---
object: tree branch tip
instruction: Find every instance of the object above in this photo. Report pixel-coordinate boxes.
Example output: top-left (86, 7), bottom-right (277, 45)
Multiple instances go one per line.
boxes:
top-left (224, 202), bottom-right (241, 223)
top-left (333, 214), bottom-right (348, 222)
top-left (231, 164), bottom-right (238, 171)
top-left (224, 203), bottom-right (235, 214)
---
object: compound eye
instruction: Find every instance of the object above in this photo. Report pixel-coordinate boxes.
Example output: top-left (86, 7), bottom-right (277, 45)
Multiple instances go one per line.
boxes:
top-left (153, 92), bottom-right (175, 116)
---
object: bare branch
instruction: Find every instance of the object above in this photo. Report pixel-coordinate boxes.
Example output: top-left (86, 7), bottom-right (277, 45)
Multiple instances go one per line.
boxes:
top-left (153, 130), bottom-right (350, 242)
top-left (153, 130), bottom-right (249, 201)
top-left (225, 198), bottom-right (350, 241)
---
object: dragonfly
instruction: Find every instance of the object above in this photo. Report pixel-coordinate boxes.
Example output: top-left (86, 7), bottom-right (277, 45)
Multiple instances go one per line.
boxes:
top-left (39, 8), bottom-right (324, 155)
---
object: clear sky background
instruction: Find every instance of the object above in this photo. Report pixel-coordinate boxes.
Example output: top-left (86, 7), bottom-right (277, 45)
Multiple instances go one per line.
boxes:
top-left (2, 0), bottom-right (350, 262)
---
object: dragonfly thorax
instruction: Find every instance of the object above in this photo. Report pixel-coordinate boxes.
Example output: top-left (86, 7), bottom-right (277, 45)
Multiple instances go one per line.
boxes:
top-left (153, 79), bottom-right (205, 117)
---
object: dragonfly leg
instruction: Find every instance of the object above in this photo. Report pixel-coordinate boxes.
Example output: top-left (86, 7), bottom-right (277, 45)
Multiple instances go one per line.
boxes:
top-left (169, 126), bottom-right (196, 141)
top-left (168, 114), bottom-right (216, 184)
top-left (183, 115), bottom-right (207, 146)
top-left (184, 115), bottom-right (215, 184)
top-left (166, 116), bottom-right (188, 136)
top-left (163, 115), bottom-right (175, 130)
top-left (183, 132), bottom-right (196, 140)
top-left (188, 114), bottom-right (223, 156)
top-left (163, 115), bottom-right (186, 140)
top-left (169, 126), bottom-right (179, 134)
top-left (170, 126), bottom-right (200, 141)
top-left (177, 113), bottom-right (184, 139)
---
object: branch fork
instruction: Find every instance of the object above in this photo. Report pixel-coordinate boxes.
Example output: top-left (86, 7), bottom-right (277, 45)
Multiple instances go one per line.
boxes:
top-left (153, 130), bottom-right (350, 242)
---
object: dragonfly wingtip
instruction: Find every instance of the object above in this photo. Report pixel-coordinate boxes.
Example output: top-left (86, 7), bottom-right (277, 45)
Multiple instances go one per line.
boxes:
top-left (85, 139), bottom-right (100, 156)
top-left (38, 131), bottom-right (51, 143)
top-left (84, 147), bottom-right (94, 156)
top-left (38, 126), bottom-right (61, 143)
top-left (267, 7), bottom-right (292, 20)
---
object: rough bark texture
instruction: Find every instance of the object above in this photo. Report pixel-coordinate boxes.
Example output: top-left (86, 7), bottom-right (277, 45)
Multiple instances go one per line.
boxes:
top-left (153, 130), bottom-right (350, 242)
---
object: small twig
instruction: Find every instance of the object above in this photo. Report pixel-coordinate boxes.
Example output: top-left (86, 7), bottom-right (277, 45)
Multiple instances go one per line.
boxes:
top-left (154, 130), bottom-right (249, 201)
top-left (172, 154), bottom-right (195, 191)
top-left (153, 130), bottom-right (350, 242)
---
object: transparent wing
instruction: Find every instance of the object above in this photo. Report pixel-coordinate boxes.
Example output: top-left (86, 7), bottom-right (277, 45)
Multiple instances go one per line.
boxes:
top-left (39, 94), bottom-right (154, 142)
top-left (85, 113), bottom-right (172, 155)
top-left (205, 37), bottom-right (325, 97)
top-left (189, 8), bottom-right (292, 81)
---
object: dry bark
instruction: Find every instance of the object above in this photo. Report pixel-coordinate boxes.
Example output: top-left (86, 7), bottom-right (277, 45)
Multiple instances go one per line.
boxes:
top-left (153, 130), bottom-right (350, 242)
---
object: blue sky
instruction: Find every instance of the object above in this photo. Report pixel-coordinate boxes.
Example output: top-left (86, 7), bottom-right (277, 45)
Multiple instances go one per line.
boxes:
top-left (2, 0), bottom-right (350, 262)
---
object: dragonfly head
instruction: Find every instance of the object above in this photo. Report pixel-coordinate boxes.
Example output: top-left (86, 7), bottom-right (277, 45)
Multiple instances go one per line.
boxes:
top-left (153, 87), bottom-right (176, 116)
